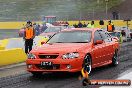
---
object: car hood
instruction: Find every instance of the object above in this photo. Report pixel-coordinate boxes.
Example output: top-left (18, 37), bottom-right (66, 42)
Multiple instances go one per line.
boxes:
top-left (31, 43), bottom-right (91, 54)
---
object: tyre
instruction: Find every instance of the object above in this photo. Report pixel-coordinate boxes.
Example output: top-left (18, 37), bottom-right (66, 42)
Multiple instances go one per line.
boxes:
top-left (112, 51), bottom-right (119, 66)
top-left (83, 55), bottom-right (92, 74)
top-left (31, 72), bottom-right (43, 77)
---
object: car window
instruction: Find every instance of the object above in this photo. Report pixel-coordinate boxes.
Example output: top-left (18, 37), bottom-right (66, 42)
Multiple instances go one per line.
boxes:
top-left (115, 32), bottom-right (120, 38)
top-left (47, 31), bottom-right (92, 43)
top-left (99, 30), bottom-right (112, 42)
top-left (94, 31), bottom-right (103, 43)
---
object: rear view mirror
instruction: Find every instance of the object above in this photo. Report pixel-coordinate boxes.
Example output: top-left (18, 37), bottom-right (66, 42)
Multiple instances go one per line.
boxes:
top-left (95, 40), bottom-right (103, 45)
top-left (41, 41), bottom-right (46, 45)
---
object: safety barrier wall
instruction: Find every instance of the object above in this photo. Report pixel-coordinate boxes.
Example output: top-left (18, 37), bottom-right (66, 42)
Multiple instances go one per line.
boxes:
top-left (0, 48), bottom-right (27, 66)
top-left (0, 46), bottom-right (5, 50)
top-left (0, 39), bottom-right (9, 48)
top-left (0, 36), bottom-right (47, 66)
top-left (0, 36), bottom-right (47, 49)
top-left (0, 20), bottom-right (132, 29)
top-left (0, 21), bottom-right (42, 29)
top-left (0, 40), bottom-right (6, 50)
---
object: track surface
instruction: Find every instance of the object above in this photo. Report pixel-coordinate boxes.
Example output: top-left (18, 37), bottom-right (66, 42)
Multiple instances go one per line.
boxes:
top-left (0, 41), bottom-right (131, 88)
top-left (0, 29), bottom-right (18, 40)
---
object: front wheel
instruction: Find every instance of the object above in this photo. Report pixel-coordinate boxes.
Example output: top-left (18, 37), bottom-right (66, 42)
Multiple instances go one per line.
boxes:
top-left (112, 51), bottom-right (119, 66)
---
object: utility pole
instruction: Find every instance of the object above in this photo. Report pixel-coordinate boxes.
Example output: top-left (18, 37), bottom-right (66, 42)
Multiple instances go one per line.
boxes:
top-left (105, 0), bottom-right (109, 19)
top-left (97, 0), bottom-right (100, 4)
top-left (92, 8), bottom-right (95, 20)
top-left (79, 12), bottom-right (82, 21)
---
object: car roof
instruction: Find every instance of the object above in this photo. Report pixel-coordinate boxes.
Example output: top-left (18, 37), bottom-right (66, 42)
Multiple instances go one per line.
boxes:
top-left (62, 28), bottom-right (99, 32)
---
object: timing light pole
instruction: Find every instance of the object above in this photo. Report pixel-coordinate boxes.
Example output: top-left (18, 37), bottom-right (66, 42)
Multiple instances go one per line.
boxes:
top-left (97, 0), bottom-right (100, 4)
top-left (105, 0), bottom-right (109, 19)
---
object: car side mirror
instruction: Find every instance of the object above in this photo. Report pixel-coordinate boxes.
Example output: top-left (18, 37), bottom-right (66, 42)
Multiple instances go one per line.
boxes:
top-left (41, 41), bottom-right (46, 45)
top-left (95, 40), bottom-right (103, 45)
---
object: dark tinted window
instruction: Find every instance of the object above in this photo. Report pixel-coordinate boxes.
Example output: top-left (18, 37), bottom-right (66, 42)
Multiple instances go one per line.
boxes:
top-left (94, 31), bottom-right (103, 43)
top-left (99, 30), bottom-right (112, 42)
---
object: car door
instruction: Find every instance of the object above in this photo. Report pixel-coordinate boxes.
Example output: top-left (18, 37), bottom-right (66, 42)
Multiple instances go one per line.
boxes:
top-left (99, 30), bottom-right (114, 62)
top-left (92, 30), bottom-right (105, 66)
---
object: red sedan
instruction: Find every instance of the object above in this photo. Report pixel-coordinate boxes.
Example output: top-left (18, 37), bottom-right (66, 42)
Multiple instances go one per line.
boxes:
top-left (26, 28), bottom-right (120, 76)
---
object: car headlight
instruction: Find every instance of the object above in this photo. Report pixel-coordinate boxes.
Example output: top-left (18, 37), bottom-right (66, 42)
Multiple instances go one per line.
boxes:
top-left (62, 52), bottom-right (79, 59)
top-left (28, 53), bottom-right (36, 59)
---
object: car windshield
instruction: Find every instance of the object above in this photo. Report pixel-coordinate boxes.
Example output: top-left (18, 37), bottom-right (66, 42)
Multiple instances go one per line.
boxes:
top-left (47, 31), bottom-right (91, 43)
top-left (44, 27), bottom-right (61, 33)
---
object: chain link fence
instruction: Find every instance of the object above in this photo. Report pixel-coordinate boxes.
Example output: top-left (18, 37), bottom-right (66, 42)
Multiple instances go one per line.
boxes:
top-left (3, 11), bottom-right (132, 21)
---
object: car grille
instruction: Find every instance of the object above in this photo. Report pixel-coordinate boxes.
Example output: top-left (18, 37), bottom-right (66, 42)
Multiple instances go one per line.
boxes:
top-left (38, 55), bottom-right (59, 59)
top-left (35, 64), bottom-right (60, 70)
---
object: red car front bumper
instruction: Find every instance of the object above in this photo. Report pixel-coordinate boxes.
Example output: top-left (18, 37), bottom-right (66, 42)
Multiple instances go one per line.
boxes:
top-left (26, 58), bottom-right (83, 72)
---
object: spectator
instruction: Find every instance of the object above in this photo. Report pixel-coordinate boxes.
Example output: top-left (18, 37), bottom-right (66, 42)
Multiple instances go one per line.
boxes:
top-left (65, 21), bottom-right (69, 26)
top-left (65, 21), bottom-right (69, 27)
top-left (73, 23), bottom-right (78, 28)
top-left (35, 24), bottom-right (40, 36)
top-left (41, 22), bottom-right (48, 32)
top-left (78, 21), bottom-right (83, 28)
top-left (99, 20), bottom-right (104, 25)
top-left (112, 11), bottom-right (119, 20)
top-left (83, 22), bottom-right (87, 27)
top-left (121, 30), bottom-right (126, 36)
top-left (87, 21), bottom-right (94, 28)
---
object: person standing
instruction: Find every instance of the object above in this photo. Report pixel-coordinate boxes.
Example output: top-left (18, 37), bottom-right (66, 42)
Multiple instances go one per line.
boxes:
top-left (107, 20), bottom-right (115, 32)
top-left (78, 21), bottom-right (83, 28)
top-left (87, 21), bottom-right (94, 28)
top-left (112, 11), bottom-right (119, 20)
top-left (73, 23), bottom-right (78, 28)
top-left (99, 20), bottom-right (104, 29)
top-left (83, 22), bottom-right (87, 28)
top-left (23, 21), bottom-right (36, 54)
